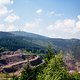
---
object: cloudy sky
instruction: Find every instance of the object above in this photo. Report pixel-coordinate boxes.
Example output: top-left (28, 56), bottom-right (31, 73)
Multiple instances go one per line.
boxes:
top-left (0, 0), bottom-right (80, 39)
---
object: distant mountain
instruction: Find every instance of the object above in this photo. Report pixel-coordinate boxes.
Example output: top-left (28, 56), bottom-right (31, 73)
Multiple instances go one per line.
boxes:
top-left (0, 32), bottom-right (14, 38)
top-left (0, 31), bottom-right (80, 58)
top-left (11, 31), bottom-right (49, 39)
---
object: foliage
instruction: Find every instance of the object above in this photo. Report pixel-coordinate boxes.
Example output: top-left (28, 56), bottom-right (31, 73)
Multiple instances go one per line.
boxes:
top-left (20, 60), bottom-right (39, 80)
top-left (0, 47), bottom-right (9, 53)
top-left (17, 46), bottom-right (80, 80)
top-left (46, 45), bottom-right (54, 60)
top-left (37, 53), bottom-right (80, 80)
top-left (37, 53), bottom-right (68, 80)
top-left (11, 76), bottom-right (18, 80)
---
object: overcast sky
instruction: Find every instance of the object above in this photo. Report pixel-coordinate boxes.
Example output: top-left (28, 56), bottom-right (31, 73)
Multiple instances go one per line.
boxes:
top-left (0, 0), bottom-right (80, 39)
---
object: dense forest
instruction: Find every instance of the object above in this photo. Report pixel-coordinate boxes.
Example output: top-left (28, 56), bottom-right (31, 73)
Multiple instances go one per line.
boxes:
top-left (0, 31), bottom-right (80, 59)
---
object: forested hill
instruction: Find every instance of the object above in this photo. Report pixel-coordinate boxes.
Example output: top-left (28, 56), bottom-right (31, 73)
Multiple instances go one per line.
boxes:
top-left (0, 31), bottom-right (80, 58)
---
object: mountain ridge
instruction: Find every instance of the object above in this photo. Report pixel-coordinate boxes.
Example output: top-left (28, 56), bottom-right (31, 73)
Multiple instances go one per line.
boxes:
top-left (0, 31), bottom-right (80, 58)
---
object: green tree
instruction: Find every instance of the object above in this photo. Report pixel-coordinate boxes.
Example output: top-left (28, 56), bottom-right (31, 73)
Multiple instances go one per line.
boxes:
top-left (37, 53), bottom-right (71, 80)
top-left (20, 59), bottom-right (39, 80)
top-left (45, 45), bottom-right (54, 62)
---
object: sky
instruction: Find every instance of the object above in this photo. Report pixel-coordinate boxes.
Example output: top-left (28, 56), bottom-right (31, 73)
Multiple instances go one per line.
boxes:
top-left (0, 0), bottom-right (80, 39)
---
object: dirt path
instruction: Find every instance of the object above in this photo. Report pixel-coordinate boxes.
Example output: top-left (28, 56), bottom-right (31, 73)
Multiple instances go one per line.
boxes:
top-left (2, 53), bottom-right (22, 59)
top-left (2, 60), bottom-right (28, 68)
top-left (2, 55), bottom-right (41, 69)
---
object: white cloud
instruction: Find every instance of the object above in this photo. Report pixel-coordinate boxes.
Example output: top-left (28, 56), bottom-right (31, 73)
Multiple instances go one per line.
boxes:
top-left (0, 24), bottom-right (5, 31)
top-left (63, 19), bottom-right (75, 27)
top-left (0, 0), bottom-right (14, 6)
top-left (50, 11), bottom-right (55, 15)
top-left (23, 18), bottom-right (42, 32)
top-left (76, 21), bottom-right (80, 30)
top-left (46, 19), bottom-right (76, 38)
top-left (0, 6), bottom-right (8, 17)
top-left (9, 9), bottom-right (14, 13)
top-left (77, 15), bottom-right (80, 20)
top-left (47, 25), bottom-right (53, 30)
top-left (49, 11), bottom-right (64, 16)
top-left (36, 9), bottom-right (43, 14)
top-left (47, 19), bottom-right (75, 30)
top-left (10, 0), bottom-right (14, 4)
top-left (0, 0), bottom-right (20, 31)
top-left (5, 13), bottom-right (20, 23)
top-left (0, 23), bottom-right (18, 31)
top-left (0, 0), bottom-right (14, 17)
top-left (6, 24), bottom-right (16, 31)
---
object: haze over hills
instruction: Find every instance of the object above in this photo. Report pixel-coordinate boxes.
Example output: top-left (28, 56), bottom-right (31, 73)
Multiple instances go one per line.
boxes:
top-left (0, 31), bottom-right (80, 58)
